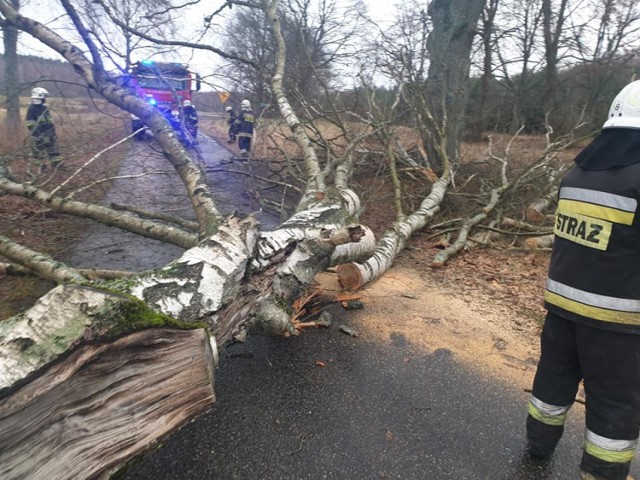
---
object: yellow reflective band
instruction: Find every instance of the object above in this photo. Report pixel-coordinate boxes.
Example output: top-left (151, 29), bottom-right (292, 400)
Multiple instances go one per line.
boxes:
top-left (558, 199), bottom-right (635, 225)
top-left (545, 291), bottom-right (640, 325)
top-left (554, 210), bottom-right (611, 251)
top-left (528, 401), bottom-right (567, 426)
top-left (584, 441), bottom-right (636, 464)
top-left (26, 120), bottom-right (36, 127)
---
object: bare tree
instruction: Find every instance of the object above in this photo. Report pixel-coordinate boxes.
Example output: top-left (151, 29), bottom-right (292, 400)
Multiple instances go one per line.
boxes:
top-left (221, 0), bottom-right (366, 109)
top-left (493, 0), bottom-right (545, 133)
top-left (0, 0), bottom-right (423, 476)
top-left (470, 0), bottom-right (500, 140)
top-left (423, 0), bottom-right (486, 168)
top-left (566, 0), bottom-right (640, 125)
top-left (77, 0), bottom-right (178, 70)
top-left (541, 0), bottom-right (572, 124)
top-left (1, 0), bottom-right (583, 476)
top-left (1, 0), bottom-right (20, 141)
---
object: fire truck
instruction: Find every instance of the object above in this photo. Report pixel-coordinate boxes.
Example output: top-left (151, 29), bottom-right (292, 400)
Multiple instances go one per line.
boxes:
top-left (128, 60), bottom-right (201, 146)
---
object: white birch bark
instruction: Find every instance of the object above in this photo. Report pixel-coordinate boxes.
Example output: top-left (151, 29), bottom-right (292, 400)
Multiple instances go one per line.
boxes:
top-left (337, 174), bottom-right (451, 290)
top-left (0, 205), bottom-right (370, 479)
top-left (0, 177), bottom-right (198, 249)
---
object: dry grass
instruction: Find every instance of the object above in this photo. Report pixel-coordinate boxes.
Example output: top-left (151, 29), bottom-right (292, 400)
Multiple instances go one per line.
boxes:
top-left (0, 104), bottom-right (131, 319)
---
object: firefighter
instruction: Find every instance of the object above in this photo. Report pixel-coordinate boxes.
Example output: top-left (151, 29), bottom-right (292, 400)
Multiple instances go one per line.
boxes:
top-left (25, 87), bottom-right (62, 171)
top-left (526, 79), bottom-right (640, 480)
top-left (182, 99), bottom-right (198, 143)
top-left (225, 105), bottom-right (237, 144)
top-left (235, 99), bottom-right (254, 157)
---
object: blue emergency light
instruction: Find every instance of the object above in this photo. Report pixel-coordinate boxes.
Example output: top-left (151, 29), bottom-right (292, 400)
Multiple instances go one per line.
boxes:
top-left (148, 97), bottom-right (157, 106)
top-left (141, 59), bottom-right (155, 66)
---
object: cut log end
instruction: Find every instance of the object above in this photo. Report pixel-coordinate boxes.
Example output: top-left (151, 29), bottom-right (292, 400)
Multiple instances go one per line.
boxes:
top-left (524, 234), bottom-right (554, 249)
top-left (336, 263), bottom-right (363, 291)
top-left (525, 207), bottom-right (546, 224)
top-left (0, 328), bottom-right (215, 480)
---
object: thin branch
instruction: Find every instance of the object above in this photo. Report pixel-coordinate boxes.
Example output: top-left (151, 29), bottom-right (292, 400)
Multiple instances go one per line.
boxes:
top-left (110, 203), bottom-right (199, 232)
top-left (0, 262), bottom-right (134, 280)
top-left (0, 176), bottom-right (198, 249)
top-left (51, 128), bottom-right (145, 196)
top-left (0, 235), bottom-right (87, 283)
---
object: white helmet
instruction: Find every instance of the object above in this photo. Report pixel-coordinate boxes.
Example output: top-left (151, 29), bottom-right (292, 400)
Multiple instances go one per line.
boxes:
top-left (603, 80), bottom-right (640, 130)
top-left (182, 99), bottom-right (192, 107)
top-left (241, 99), bottom-right (251, 110)
top-left (225, 106), bottom-right (233, 112)
top-left (31, 87), bottom-right (48, 100)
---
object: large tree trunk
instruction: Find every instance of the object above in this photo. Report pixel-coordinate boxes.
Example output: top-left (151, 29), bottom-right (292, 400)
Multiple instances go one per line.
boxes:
top-left (0, 205), bottom-right (369, 479)
top-left (423, 0), bottom-right (486, 167)
top-left (0, 285), bottom-right (216, 480)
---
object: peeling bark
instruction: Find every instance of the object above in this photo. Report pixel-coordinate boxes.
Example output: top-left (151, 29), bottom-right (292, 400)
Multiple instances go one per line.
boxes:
top-left (0, 201), bottom-right (372, 477)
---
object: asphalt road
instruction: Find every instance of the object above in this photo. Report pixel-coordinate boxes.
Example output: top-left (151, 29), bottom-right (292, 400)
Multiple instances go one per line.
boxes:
top-left (66, 134), bottom-right (640, 479)
top-left (121, 315), bottom-right (597, 480)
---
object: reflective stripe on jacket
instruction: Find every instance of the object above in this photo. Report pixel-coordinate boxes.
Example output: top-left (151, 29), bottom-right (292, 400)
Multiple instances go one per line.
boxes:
top-left (545, 163), bottom-right (640, 332)
top-left (236, 111), bottom-right (254, 137)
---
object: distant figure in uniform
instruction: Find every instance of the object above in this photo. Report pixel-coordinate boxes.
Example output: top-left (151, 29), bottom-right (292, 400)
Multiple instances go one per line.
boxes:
top-left (182, 99), bottom-right (198, 144)
top-left (526, 79), bottom-right (640, 480)
top-left (26, 87), bottom-right (62, 171)
top-left (225, 105), bottom-right (237, 144)
top-left (235, 99), bottom-right (254, 157)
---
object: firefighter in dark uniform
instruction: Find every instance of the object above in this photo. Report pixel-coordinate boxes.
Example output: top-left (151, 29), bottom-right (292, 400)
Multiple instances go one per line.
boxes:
top-left (236, 99), bottom-right (254, 157)
top-left (182, 99), bottom-right (198, 144)
top-left (225, 106), bottom-right (237, 143)
top-left (26, 87), bottom-right (62, 171)
top-left (527, 79), bottom-right (640, 480)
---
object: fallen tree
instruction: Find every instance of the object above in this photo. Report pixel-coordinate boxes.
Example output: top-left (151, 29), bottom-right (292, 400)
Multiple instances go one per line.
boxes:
top-left (0, 0), bottom-right (484, 477)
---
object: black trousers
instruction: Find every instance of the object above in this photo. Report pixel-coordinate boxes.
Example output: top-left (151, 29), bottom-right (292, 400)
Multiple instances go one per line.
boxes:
top-left (32, 132), bottom-right (60, 160)
top-left (238, 136), bottom-right (251, 152)
top-left (528, 312), bottom-right (640, 479)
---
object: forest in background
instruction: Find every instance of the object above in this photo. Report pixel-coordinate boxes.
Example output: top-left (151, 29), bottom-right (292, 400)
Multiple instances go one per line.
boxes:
top-left (3, 49), bottom-right (639, 136)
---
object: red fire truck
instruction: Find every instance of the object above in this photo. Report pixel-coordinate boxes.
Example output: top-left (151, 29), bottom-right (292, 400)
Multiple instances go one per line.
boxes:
top-left (128, 60), bottom-right (201, 146)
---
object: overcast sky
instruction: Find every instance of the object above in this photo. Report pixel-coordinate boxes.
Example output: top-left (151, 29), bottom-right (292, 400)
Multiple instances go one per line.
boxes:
top-left (16, 0), bottom-right (399, 54)
top-left (363, 0), bottom-right (398, 27)
top-left (13, 0), bottom-right (400, 90)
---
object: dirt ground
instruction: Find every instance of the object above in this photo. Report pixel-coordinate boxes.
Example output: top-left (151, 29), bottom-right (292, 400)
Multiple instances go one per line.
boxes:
top-left (309, 243), bottom-right (548, 395)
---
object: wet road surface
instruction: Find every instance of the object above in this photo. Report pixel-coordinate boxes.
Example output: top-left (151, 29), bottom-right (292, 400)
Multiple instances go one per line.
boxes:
top-left (68, 134), bottom-right (277, 270)
top-left (66, 135), bottom-right (639, 479)
top-left (121, 316), bottom-right (596, 480)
